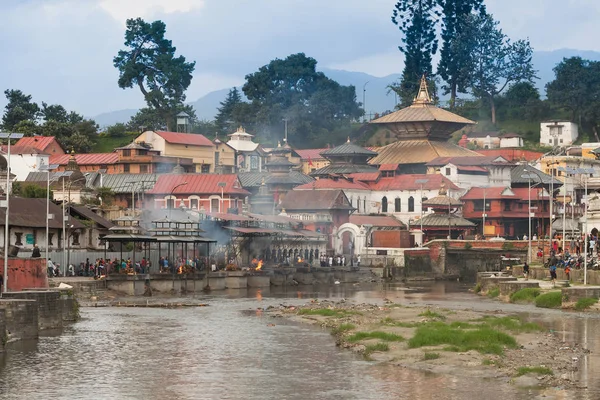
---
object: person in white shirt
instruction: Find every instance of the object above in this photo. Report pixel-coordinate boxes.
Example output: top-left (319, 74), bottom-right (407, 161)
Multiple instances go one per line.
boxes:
top-left (47, 258), bottom-right (55, 277)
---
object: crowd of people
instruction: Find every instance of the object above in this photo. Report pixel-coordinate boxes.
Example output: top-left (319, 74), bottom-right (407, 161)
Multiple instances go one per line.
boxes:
top-left (318, 254), bottom-right (360, 267)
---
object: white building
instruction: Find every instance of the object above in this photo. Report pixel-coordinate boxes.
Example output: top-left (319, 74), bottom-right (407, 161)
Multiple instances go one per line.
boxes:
top-left (540, 121), bottom-right (579, 147)
top-left (6, 147), bottom-right (50, 181)
top-left (426, 156), bottom-right (513, 190)
top-left (499, 133), bottom-right (524, 148)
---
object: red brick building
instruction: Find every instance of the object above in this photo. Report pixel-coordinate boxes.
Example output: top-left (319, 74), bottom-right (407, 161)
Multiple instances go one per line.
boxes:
top-left (14, 136), bottom-right (65, 156)
top-left (461, 187), bottom-right (550, 239)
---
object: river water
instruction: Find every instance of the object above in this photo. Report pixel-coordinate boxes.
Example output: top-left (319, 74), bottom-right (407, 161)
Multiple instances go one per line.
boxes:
top-left (1, 282), bottom-right (599, 399)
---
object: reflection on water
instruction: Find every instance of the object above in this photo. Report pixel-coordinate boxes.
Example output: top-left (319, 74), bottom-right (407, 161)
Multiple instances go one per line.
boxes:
top-left (0, 283), bottom-right (596, 399)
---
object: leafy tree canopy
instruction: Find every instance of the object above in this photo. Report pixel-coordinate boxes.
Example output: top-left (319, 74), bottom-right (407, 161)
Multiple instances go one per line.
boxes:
top-left (215, 87), bottom-right (244, 135)
top-left (126, 104), bottom-right (198, 132)
top-left (1, 89), bottom-right (40, 130)
top-left (241, 53), bottom-right (362, 145)
top-left (114, 18), bottom-right (196, 131)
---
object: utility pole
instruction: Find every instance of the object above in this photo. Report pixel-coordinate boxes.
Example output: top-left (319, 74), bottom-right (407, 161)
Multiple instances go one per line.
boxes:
top-left (283, 119), bottom-right (288, 143)
top-left (363, 81), bottom-right (369, 122)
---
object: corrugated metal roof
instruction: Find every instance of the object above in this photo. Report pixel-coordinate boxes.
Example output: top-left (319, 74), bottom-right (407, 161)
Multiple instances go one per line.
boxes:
top-left (0, 197), bottom-right (84, 229)
top-left (379, 164), bottom-right (399, 171)
top-left (50, 153), bottom-right (119, 166)
top-left (88, 173), bottom-right (158, 194)
top-left (474, 149), bottom-right (543, 162)
top-left (456, 165), bottom-right (488, 173)
top-left (295, 148), bottom-right (328, 160)
top-left (238, 171), bottom-right (313, 188)
top-left (369, 140), bottom-right (480, 165)
top-left (70, 205), bottom-right (115, 229)
top-left (346, 172), bottom-right (381, 182)
top-left (350, 215), bottom-right (405, 227)
top-left (294, 178), bottom-right (370, 191)
top-left (422, 195), bottom-right (463, 207)
top-left (154, 131), bottom-right (214, 147)
top-left (321, 141), bottom-right (378, 157)
top-left (311, 164), bottom-right (379, 176)
top-left (461, 187), bottom-right (549, 200)
top-left (419, 213), bottom-right (475, 227)
top-left (370, 104), bottom-right (475, 125)
top-left (15, 136), bottom-right (63, 152)
top-left (281, 190), bottom-right (353, 211)
top-left (147, 174), bottom-right (249, 196)
top-left (511, 165), bottom-right (561, 186)
top-left (368, 174), bottom-right (459, 191)
top-left (207, 212), bottom-right (253, 221)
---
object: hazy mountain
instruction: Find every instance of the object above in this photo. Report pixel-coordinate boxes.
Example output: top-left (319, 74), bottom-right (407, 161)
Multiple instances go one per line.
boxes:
top-left (92, 49), bottom-right (600, 126)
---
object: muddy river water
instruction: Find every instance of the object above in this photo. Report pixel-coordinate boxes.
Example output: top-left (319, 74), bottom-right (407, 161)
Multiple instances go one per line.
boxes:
top-left (1, 282), bottom-right (600, 399)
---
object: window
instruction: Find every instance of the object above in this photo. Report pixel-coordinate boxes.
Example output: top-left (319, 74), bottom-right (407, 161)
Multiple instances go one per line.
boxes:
top-left (357, 197), bottom-right (361, 212)
top-left (211, 198), bottom-right (220, 212)
top-left (214, 151), bottom-right (220, 167)
top-left (381, 196), bottom-right (388, 213)
top-left (394, 197), bottom-right (401, 212)
top-left (201, 164), bottom-right (210, 173)
top-left (122, 149), bottom-right (131, 157)
top-left (72, 232), bottom-right (80, 246)
top-left (363, 198), bottom-right (366, 212)
top-left (138, 149), bottom-right (147, 156)
top-left (560, 139), bottom-right (563, 144)
top-left (518, 203), bottom-right (523, 209)
top-left (250, 156), bottom-right (258, 170)
top-left (123, 164), bottom-right (130, 173)
top-left (408, 196), bottom-right (415, 212)
top-left (15, 232), bottom-right (23, 246)
top-left (503, 201), bottom-right (511, 211)
top-left (445, 167), bottom-right (451, 175)
top-left (473, 200), bottom-right (490, 211)
top-left (48, 233), bottom-right (54, 246)
top-left (139, 165), bottom-right (149, 173)
top-left (166, 198), bottom-right (175, 209)
top-left (190, 198), bottom-right (199, 210)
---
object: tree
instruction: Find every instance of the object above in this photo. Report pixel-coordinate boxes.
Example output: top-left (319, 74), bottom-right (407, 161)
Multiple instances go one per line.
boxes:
top-left (2, 89), bottom-right (40, 130)
top-left (391, 0), bottom-right (440, 106)
top-left (215, 87), bottom-right (244, 134)
top-left (467, 13), bottom-right (537, 124)
top-left (242, 53), bottom-right (362, 144)
top-left (113, 18), bottom-right (196, 131)
top-left (12, 182), bottom-right (50, 199)
top-left (546, 57), bottom-right (591, 126)
top-left (437, 0), bottom-right (485, 107)
top-left (40, 102), bottom-right (69, 123)
top-left (105, 123), bottom-right (128, 137)
top-left (126, 103), bottom-right (198, 132)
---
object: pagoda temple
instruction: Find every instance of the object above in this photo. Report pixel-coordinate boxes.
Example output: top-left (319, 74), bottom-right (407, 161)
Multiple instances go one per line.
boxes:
top-left (369, 76), bottom-right (479, 173)
top-left (310, 138), bottom-right (379, 178)
top-left (418, 184), bottom-right (475, 241)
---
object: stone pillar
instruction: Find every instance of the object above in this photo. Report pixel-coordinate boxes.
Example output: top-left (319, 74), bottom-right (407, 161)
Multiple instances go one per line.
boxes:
top-left (3, 291), bottom-right (63, 330)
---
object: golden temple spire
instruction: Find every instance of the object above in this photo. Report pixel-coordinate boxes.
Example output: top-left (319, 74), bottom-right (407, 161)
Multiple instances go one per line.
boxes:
top-left (413, 75), bottom-right (433, 106)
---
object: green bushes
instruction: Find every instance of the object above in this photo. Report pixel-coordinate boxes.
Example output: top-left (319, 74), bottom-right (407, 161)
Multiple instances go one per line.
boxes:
top-left (535, 292), bottom-right (562, 309)
top-left (574, 297), bottom-right (599, 311)
top-left (298, 308), bottom-right (359, 317)
top-left (487, 287), bottom-right (500, 298)
top-left (331, 323), bottom-right (355, 335)
top-left (346, 331), bottom-right (405, 343)
top-left (509, 288), bottom-right (540, 303)
top-left (516, 366), bottom-right (553, 376)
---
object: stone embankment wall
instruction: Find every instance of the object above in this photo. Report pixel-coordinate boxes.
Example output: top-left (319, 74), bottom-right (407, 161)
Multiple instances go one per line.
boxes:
top-left (3, 291), bottom-right (63, 330)
top-left (0, 299), bottom-right (39, 341)
top-left (7, 258), bottom-right (48, 291)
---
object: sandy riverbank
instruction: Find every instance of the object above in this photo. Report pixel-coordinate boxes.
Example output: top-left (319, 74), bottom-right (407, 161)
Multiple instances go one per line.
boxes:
top-left (267, 299), bottom-right (589, 392)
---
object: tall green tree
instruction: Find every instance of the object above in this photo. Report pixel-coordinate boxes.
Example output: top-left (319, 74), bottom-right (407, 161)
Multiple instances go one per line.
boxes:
top-left (546, 57), bottom-right (591, 127)
top-left (215, 87), bottom-right (243, 134)
top-left (391, 0), bottom-right (439, 106)
top-left (437, 0), bottom-right (485, 108)
top-left (242, 53), bottom-right (362, 144)
top-left (2, 89), bottom-right (40, 130)
top-left (467, 13), bottom-right (537, 124)
top-left (126, 104), bottom-right (197, 132)
top-left (113, 18), bottom-right (196, 131)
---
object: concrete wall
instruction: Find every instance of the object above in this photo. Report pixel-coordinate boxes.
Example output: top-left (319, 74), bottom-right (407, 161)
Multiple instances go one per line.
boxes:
top-left (0, 299), bottom-right (38, 341)
top-left (3, 291), bottom-right (63, 330)
top-left (0, 309), bottom-right (5, 352)
top-left (7, 257), bottom-right (48, 291)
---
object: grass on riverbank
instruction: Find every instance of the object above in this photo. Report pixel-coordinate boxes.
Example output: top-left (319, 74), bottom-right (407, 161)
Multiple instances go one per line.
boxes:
top-left (364, 343), bottom-right (389, 356)
top-left (331, 323), bottom-right (356, 335)
top-left (346, 331), bottom-right (405, 343)
top-left (298, 308), bottom-right (360, 318)
top-left (574, 297), bottom-right (599, 311)
top-left (510, 288), bottom-right (541, 304)
top-left (516, 366), bottom-right (553, 377)
top-left (535, 292), bottom-right (562, 309)
top-left (487, 287), bottom-right (500, 298)
top-left (418, 309), bottom-right (446, 320)
top-left (423, 352), bottom-right (440, 360)
top-left (408, 324), bottom-right (518, 355)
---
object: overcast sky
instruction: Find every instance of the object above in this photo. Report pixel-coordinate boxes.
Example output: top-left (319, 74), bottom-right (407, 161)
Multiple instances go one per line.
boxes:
top-left (0, 0), bottom-right (598, 117)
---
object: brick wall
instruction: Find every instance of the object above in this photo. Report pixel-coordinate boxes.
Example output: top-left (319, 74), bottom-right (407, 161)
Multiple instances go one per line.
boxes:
top-left (7, 258), bottom-right (48, 291)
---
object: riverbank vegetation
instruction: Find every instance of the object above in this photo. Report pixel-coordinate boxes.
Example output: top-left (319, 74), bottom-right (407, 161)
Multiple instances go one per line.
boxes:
top-left (509, 288), bottom-right (540, 303)
top-left (574, 297), bottom-right (599, 311)
top-left (534, 291), bottom-right (563, 309)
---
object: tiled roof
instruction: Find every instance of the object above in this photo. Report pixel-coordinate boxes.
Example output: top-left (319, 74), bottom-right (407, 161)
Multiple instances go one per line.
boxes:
top-left (369, 140), bottom-right (480, 165)
top-left (456, 165), bottom-right (488, 173)
top-left (0, 197), bottom-right (83, 229)
top-left (154, 131), bottom-right (214, 147)
top-left (50, 153), bottom-right (119, 166)
top-left (294, 148), bottom-right (328, 160)
top-left (294, 178), bottom-right (370, 191)
top-left (370, 104), bottom-right (475, 125)
top-left (350, 215), bottom-right (405, 228)
top-left (474, 149), bottom-right (543, 162)
top-left (70, 205), bottom-right (115, 229)
top-left (419, 213), bottom-right (476, 227)
top-left (346, 172), bottom-right (381, 182)
top-left (426, 156), bottom-right (510, 167)
top-left (311, 163), bottom-right (379, 176)
top-left (147, 174), bottom-right (250, 195)
top-left (368, 174), bottom-right (459, 191)
top-left (2, 145), bottom-right (47, 155)
top-left (422, 195), bottom-right (462, 207)
top-left (14, 136), bottom-right (63, 152)
top-left (461, 187), bottom-right (549, 201)
top-left (87, 173), bottom-right (158, 193)
top-left (379, 163), bottom-right (399, 171)
top-left (321, 141), bottom-right (378, 157)
top-left (280, 190), bottom-right (353, 211)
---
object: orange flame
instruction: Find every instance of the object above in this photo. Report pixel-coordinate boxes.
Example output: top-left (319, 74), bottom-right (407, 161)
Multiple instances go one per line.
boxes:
top-left (255, 260), bottom-right (263, 271)
top-left (177, 265), bottom-right (183, 274)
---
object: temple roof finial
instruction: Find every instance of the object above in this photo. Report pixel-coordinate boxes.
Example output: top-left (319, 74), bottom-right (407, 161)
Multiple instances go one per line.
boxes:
top-left (413, 75), bottom-right (433, 106)
top-left (438, 182), bottom-right (447, 196)
top-left (347, 136), bottom-right (350, 143)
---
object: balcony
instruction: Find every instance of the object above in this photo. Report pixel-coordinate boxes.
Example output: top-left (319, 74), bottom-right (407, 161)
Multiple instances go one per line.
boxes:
top-left (556, 204), bottom-right (584, 218)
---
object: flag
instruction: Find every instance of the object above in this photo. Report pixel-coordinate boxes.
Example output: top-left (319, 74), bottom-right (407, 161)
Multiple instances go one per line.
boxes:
top-left (308, 156), bottom-right (313, 167)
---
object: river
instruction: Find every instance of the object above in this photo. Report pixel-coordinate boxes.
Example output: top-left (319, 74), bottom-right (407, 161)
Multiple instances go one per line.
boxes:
top-left (1, 282), bottom-right (599, 399)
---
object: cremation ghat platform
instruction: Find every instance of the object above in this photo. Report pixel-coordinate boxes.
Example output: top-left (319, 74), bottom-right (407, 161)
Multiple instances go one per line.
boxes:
top-left (105, 267), bottom-right (368, 295)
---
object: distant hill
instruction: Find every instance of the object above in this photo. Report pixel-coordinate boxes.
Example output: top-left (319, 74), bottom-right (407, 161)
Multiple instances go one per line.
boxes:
top-left (92, 49), bottom-right (600, 126)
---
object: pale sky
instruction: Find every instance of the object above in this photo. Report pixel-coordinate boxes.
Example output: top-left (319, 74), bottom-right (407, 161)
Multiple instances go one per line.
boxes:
top-left (0, 0), bottom-right (598, 116)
